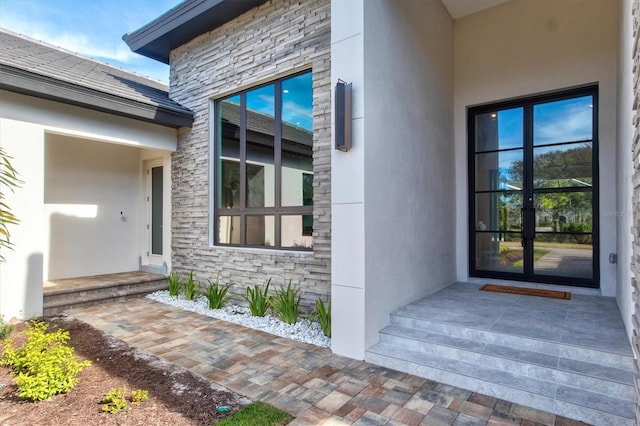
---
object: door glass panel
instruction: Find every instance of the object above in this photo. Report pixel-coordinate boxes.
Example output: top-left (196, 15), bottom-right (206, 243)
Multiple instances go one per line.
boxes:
top-left (475, 192), bottom-right (522, 232)
top-left (246, 215), bottom-right (275, 247)
top-left (534, 192), bottom-right (593, 234)
top-left (151, 166), bottom-right (163, 255)
top-left (246, 85), bottom-right (275, 208)
top-left (533, 143), bottom-right (592, 189)
top-left (475, 232), bottom-right (523, 273)
top-left (475, 150), bottom-right (523, 191)
top-left (475, 108), bottom-right (523, 152)
top-left (533, 96), bottom-right (593, 146)
top-left (533, 236), bottom-right (592, 279)
top-left (218, 216), bottom-right (240, 244)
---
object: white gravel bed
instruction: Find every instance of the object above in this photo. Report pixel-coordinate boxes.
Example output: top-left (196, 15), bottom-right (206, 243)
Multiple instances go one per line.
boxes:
top-left (146, 290), bottom-right (331, 348)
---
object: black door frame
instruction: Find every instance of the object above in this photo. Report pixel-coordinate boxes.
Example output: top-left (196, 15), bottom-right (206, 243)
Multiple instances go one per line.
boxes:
top-left (467, 85), bottom-right (599, 288)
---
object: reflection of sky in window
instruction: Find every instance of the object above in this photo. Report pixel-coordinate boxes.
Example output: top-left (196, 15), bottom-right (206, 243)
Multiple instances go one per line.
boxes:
top-left (247, 84), bottom-right (275, 116)
top-left (497, 108), bottom-right (523, 149)
top-left (282, 72), bottom-right (313, 131)
top-left (227, 73), bottom-right (313, 131)
top-left (534, 96), bottom-right (592, 145)
top-left (497, 150), bottom-right (522, 190)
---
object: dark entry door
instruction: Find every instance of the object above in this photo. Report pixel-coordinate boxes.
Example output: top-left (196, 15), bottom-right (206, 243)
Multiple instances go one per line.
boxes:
top-left (468, 86), bottom-right (598, 287)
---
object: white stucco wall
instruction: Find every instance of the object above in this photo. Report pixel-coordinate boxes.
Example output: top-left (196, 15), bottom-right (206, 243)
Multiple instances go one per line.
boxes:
top-left (0, 90), bottom-right (177, 319)
top-left (44, 134), bottom-right (142, 279)
top-left (0, 90), bottom-right (177, 151)
top-left (616, 0), bottom-right (634, 338)
top-left (331, 0), bottom-right (455, 359)
top-left (331, 0), bottom-right (366, 358)
top-left (0, 118), bottom-right (44, 320)
top-left (363, 0), bottom-right (455, 349)
top-left (453, 0), bottom-right (620, 296)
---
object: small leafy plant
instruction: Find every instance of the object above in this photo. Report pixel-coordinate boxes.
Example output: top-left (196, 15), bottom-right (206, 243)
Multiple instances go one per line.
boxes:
top-left (168, 271), bottom-right (181, 297)
top-left (270, 279), bottom-right (301, 324)
top-left (101, 387), bottom-right (128, 413)
top-left (312, 298), bottom-right (331, 338)
top-left (1, 321), bottom-right (91, 401)
top-left (245, 278), bottom-right (271, 317)
top-left (131, 389), bottom-right (148, 405)
top-left (183, 271), bottom-right (200, 301)
top-left (203, 274), bottom-right (232, 309)
top-left (101, 387), bottom-right (149, 413)
top-left (0, 315), bottom-right (15, 340)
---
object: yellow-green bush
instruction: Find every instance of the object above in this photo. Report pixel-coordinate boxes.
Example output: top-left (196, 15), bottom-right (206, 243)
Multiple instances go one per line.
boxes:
top-left (101, 387), bottom-right (149, 413)
top-left (1, 321), bottom-right (91, 401)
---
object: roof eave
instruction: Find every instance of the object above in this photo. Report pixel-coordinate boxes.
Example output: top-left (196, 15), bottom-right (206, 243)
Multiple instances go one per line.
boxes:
top-left (123, 0), bottom-right (268, 64)
top-left (0, 64), bottom-right (193, 128)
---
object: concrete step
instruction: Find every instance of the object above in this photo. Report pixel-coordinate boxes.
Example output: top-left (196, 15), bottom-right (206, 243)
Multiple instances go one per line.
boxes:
top-left (367, 343), bottom-right (634, 426)
top-left (378, 325), bottom-right (634, 398)
top-left (44, 276), bottom-right (167, 316)
top-left (366, 307), bottom-right (635, 426)
top-left (390, 309), bottom-right (632, 370)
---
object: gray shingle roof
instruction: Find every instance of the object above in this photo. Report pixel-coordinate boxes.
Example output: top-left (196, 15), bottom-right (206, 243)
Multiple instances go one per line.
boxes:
top-left (0, 28), bottom-right (193, 128)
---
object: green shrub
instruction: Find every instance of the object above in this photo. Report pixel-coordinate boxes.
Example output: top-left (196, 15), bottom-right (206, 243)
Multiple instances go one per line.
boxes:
top-left (131, 389), bottom-right (148, 405)
top-left (270, 279), bottom-right (301, 325)
top-left (203, 274), bottom-right (232, 309)
top-left (183, 271), bottom-right (200, 301)
top-left (245, 278), bottom-right (271, 317)
top-left (101, 387), bottom-right (148, 413)
top-left (0, 315), bottom-right (15, 340)
top-left (1, 321), bottom-right (91, 401)
top-left (312, 298), bottom-right (331, 338)
top-left (101, 387), bottom-right (128, 413)
top-left (168, 271), bottom-right (181, 297)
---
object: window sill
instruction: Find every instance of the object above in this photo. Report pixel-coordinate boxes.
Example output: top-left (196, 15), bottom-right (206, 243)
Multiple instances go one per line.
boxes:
top-left (209, 244), bottom-right (314, 256)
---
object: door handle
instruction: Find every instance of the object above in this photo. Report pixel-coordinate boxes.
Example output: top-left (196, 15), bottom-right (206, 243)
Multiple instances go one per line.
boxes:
top-left (520, 207), bottom-right (526, 247)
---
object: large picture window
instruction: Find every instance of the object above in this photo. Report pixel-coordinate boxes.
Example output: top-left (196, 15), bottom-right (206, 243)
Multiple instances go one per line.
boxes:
top-left (214, 71), bottom-right (313, 249)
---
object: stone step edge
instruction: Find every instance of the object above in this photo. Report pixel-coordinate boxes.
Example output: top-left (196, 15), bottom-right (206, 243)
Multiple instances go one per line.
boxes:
top-left (43, 293), bottom-right (151, 317)
top-left (366, 344), bottom-right (634, 424)
top-left (378, 327), bottom-right (634, 393)
top-left (44, 277), bottom-right (167, 297)
top-left (390, 312), bottom-right (632, 369)
top-left (43, 283), bottom-right (166, 309)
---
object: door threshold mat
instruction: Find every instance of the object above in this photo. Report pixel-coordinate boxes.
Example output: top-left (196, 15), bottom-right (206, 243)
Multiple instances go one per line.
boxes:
top-left (480, 284), bottom-right (571, 300)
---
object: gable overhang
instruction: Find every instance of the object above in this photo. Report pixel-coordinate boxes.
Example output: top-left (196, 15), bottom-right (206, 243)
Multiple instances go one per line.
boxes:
top-left (0, 64), bottom-right (194, 128)
top-left (123, 0), bottom-right (268, 64)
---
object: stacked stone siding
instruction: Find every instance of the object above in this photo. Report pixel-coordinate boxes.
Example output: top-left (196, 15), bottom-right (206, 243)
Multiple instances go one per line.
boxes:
top-left (169, 0), bottom-right (331, 309)
top-left (633, 1), bottom-right (640, 424)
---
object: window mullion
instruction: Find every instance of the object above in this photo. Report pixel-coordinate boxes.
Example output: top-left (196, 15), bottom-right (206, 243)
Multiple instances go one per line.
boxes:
top-left (240, 92), bottom-right (247, 246)
top-left (274, 81), bottom-right (283, 248)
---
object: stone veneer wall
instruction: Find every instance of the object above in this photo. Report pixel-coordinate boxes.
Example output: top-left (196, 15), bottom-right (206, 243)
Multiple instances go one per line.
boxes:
top-left (633, 1), bottom-right (640, 424)
top-left (168, 0), bottom-right (331, 309)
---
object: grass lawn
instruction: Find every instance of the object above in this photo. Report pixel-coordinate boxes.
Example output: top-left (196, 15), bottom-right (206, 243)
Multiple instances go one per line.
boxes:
top-left (216, 401), bottom-right (293, 426)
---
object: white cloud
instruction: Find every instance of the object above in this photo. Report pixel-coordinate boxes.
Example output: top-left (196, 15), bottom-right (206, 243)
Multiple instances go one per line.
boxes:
top-left (5, 25), bottom-right (137, 63)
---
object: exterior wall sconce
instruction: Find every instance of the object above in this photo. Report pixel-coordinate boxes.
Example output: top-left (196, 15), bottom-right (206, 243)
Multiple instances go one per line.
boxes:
top-left (335, 79), bottom-right (352, 151)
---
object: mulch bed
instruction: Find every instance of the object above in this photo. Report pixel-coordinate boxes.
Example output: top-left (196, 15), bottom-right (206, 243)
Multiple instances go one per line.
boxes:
top-left (0, 317), bottom-right (250, 425)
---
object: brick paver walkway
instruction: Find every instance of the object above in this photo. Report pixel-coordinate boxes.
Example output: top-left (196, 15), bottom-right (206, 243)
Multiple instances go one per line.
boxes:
top-left (67, 298), bottom-right (584, 425)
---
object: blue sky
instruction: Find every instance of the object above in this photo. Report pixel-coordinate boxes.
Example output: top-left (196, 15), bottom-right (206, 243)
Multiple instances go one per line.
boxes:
top-left (0, 0), bottom-right (182, 83)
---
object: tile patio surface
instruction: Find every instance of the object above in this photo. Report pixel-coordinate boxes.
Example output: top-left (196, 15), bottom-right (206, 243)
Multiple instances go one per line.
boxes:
top-left (67, 298), bottom-right (586, 425)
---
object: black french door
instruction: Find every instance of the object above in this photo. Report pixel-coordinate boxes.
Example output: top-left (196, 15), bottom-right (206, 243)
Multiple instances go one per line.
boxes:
top-left (468, 86), bottom-right (598, 287)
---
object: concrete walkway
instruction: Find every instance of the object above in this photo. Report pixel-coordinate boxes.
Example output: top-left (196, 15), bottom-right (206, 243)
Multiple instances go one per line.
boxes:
top-left (67, 298), bottom-right (584, 425)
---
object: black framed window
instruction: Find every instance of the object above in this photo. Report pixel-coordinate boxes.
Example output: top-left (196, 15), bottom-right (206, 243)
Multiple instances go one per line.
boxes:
top-left (214, 71), bottom-right (314, 250)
